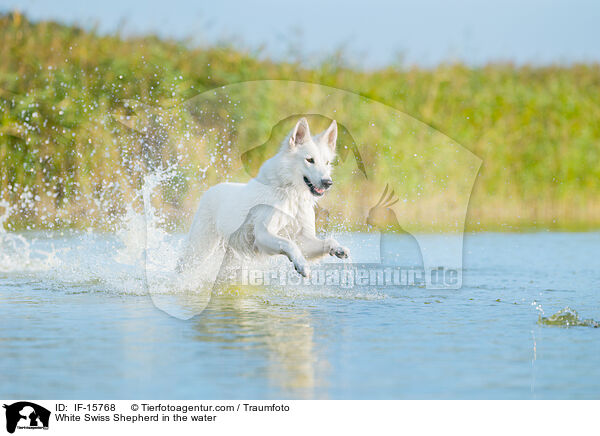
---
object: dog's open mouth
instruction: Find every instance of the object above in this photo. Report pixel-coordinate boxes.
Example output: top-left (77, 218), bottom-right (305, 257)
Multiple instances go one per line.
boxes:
top-left (303, 176), bottom-right (325, 197)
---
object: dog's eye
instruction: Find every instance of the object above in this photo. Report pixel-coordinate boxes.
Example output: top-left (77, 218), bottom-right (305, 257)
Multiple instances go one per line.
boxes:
top-left (306, 157), bottom-right (314, 164)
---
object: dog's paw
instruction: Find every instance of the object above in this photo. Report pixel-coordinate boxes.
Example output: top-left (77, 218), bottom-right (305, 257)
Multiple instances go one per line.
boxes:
top-left (293, 259), bottom-right (310, 278)
top-left (329, 245), bottom-right (349, 259)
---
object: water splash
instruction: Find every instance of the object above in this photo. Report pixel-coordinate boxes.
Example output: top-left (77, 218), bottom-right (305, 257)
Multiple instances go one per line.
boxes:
top-left (1, 166), bottom-right (388, 319)
top-left (0, 199), bottom-right (59, 273)
top-left (538, 307), bottom-right (599, 328)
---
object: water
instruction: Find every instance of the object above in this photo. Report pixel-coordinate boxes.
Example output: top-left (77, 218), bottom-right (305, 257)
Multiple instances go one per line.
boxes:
top-left (1, 229), bottom-right (599, 399)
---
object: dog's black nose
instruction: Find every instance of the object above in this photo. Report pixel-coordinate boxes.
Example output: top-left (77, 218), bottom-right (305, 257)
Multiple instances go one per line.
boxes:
top-left (322, 178), bottom-right (333, 188)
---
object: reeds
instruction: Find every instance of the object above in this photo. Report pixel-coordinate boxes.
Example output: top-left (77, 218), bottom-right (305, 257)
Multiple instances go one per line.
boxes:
top-left (1, 12), bottom-right (599, 231)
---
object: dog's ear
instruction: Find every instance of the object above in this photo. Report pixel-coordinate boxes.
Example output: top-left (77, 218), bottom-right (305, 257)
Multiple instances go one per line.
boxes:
top-left (289, 117), bottom-right (310, 149)
top-left (321, 120), bottom-right (337, 152)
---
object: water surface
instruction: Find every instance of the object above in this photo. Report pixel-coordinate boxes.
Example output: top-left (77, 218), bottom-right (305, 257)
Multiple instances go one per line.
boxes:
top-left (1, 232), bottom-right (599, 399)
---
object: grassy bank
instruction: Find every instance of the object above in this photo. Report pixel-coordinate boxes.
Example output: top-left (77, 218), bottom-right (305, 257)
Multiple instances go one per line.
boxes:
top-left (1, 12), bottom-right (599, 232)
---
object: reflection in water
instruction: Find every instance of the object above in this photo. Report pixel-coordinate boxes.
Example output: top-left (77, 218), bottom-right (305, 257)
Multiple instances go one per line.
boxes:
top-left (175, 287), bottom-right (323, 398)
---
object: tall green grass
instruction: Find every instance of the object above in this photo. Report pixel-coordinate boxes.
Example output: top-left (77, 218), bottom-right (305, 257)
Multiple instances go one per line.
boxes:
top-left (1, 12), bottom-right (599, 231)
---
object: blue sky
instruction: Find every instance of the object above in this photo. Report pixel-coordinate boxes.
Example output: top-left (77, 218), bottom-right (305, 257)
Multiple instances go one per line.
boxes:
top-left (2, 0), bottom-right (599, 68)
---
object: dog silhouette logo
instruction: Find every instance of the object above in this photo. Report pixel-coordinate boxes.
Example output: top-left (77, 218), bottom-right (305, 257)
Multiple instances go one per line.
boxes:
top-left (3, 402), bottom-right (50, 434)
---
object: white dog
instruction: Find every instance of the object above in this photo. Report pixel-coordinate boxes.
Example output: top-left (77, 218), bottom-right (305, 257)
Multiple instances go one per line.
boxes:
top-left (179, 117), bottom-right (349, 277)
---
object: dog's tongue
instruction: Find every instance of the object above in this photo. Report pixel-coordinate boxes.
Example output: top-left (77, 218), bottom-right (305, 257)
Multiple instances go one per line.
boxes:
top-left (315, 187), bottom-right (324, 194)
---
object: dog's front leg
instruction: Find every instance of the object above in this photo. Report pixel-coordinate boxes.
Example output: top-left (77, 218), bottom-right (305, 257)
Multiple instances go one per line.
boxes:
top-left (296, 207), bottom-right (349, 260)
top-left (297, 233), bottom-right (330, 259)
top-left (254, 224), bottom-right (309, 277)
top-left (326, 237), bottom-right (350, 259)
top-left (298, 232), bottom-right (350, 260)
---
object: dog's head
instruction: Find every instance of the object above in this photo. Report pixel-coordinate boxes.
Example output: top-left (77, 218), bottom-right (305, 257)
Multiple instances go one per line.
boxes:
top-left (284, 117), bottom-right (337, 198)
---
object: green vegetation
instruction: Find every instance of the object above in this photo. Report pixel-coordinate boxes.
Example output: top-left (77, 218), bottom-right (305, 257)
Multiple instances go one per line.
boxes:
top-left (1, 12), bottom-right (599, 231)
top-left (538, 307), bottom-right (599, 328)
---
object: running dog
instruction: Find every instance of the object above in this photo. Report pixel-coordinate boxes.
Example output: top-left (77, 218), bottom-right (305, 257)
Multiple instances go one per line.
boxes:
top-left (179, 117), bottom-right (349, 277)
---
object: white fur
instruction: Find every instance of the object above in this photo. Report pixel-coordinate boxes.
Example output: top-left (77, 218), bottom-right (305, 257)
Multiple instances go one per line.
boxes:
top-left (179, 118), bottom-right (349, 277)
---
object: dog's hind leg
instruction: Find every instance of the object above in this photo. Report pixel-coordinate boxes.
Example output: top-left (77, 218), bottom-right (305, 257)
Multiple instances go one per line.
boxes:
top-left (213, 246), bottom-right (238, 286)
top-left (177, 213), bottom-right (218, 272)
top-left (177, 236), bottom-right (217, 272)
